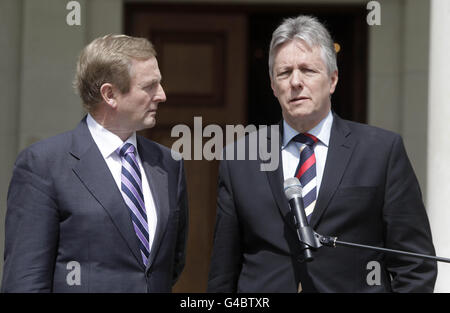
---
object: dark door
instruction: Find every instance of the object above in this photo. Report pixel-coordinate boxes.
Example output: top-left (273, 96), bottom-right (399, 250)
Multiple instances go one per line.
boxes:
top-left (125, 3), bottom-right (368, 292)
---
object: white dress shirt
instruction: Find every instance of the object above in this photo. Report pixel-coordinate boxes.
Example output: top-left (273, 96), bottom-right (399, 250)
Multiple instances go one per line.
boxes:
top-left (281, 110), bottom-right (333, 198)
top-left (86, 114), bottom-right (157, 252)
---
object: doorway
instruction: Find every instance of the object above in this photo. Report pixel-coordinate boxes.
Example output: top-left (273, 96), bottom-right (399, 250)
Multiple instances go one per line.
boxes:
top-left (125, 2), bottom-right (368, 292)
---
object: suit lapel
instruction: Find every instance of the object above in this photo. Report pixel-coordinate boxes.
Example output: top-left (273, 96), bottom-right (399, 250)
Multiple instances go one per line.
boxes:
top-left (265, 122), bottom-right (298, 232)
top-left (309, 114), bottom-right (355, 228)
top-left (70, 118), bottom-right (144, 268)
top-left (137, 137), bottom-right (170, 270)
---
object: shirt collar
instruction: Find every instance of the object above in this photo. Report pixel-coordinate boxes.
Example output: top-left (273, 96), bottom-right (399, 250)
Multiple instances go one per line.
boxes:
top-left (282, 110), bottom-right (333, 149)
top-left (86, 113), bottom-right (138, 159)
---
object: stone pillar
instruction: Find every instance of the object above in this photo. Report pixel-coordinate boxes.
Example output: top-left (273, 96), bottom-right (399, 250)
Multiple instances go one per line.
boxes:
top-left (17, 0), bottom-right (87, 150)
top-left (427, 0), bottom-right (450, 293)
top-left (0, 0), bottom-right (23, 283)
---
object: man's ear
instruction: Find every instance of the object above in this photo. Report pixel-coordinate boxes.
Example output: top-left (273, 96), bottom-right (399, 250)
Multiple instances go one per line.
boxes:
top-left (270, 78), bottom-right (278, 98)
top-left (329, 70), bottom-right (339, 95)
top-left (100, 83), bottom-right (117, 109)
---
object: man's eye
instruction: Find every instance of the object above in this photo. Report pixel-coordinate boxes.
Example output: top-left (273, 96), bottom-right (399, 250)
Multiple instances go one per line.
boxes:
top-left (277, 71), bottom-right (289, 77)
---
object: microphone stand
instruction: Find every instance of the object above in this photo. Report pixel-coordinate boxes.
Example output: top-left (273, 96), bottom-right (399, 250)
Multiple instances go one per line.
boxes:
top-left (284, 177), bottom-right (449, 263)
top-left (301, 231), bottom-right (450, 264)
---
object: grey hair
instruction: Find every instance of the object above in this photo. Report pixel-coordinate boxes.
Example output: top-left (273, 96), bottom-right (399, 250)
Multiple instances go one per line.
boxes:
top-left (268, 15), bottom-right (337, 80)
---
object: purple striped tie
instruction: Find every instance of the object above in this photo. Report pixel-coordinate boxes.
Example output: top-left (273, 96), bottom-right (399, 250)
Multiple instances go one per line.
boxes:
top-left (118, 143), bottom-right (150, 267)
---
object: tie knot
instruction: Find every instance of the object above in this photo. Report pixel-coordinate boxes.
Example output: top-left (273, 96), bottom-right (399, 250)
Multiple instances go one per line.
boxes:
top-left (293, 133), bottom-right (318, 147)
top-left (118, 143), bottom-right (136, 158)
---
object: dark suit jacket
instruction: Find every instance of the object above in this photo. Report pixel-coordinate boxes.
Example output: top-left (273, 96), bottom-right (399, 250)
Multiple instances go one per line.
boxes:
top-left (1, 117), bottom-right (188, 292)
top-left (207, 113), bottom-right (437, 292)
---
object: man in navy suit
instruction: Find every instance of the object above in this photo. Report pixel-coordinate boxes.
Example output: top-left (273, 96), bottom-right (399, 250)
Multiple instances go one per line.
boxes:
top-left (2, 34), bottom-right (188, 292)
top-left (207, 15), bottom-right (437, 292)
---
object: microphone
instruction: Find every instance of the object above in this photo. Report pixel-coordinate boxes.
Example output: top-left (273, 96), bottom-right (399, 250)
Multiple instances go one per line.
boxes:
top-left (284, 177), bottom-right (317, 262)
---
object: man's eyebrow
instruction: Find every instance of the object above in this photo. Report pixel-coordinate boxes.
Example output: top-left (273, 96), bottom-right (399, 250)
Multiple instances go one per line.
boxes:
top-left (275, 65), bottom-right (292, 72)
top-left (275, 64), bottom-right (291, 69)
top-left (142, 77), bottom-right (162, 86)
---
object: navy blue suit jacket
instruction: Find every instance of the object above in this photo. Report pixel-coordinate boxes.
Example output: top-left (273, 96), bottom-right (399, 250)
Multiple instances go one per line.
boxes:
top-left (2, 117), bottom-right (188, 292)
top-left (208, 113), bottom-right (437, 292)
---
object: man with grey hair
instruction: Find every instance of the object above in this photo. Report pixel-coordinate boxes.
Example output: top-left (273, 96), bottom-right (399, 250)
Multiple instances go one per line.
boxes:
top-left (2, 34), bottom-right (188, 292)
top-left (208, 15), bottom-right (436, 292)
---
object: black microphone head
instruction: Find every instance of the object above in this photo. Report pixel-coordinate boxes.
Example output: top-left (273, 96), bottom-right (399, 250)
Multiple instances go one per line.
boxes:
top-left (284, 177), bottom-right (303, 201)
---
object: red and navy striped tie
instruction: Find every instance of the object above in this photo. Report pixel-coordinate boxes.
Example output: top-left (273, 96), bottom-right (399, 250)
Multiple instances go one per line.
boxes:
top-left (118, 143), bottom-right (150, 267)
top-left (293, 133), bottom-right (319, 222)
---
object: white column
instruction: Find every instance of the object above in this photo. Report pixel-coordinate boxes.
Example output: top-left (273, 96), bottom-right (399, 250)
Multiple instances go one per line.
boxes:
top-left (427, 0), bottom-right (450, 293)
top-left (401, 0), bottom-right (430, 200)
top-left (367, 0), bottom-right (402, 134)
top-left (0, 0), bottom-right (23, 284)
top-left (18, 0), bottom-right (87, 151)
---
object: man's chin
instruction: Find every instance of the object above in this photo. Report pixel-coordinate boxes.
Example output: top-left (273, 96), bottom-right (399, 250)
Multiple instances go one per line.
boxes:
top-left (286, 105), bottom-right (330, 121)
top-left (136, 119), bottom-right (156, 132)
top-left (284, 109), bottom-right (314, 121)
top-left (282, 110), bottom-right (325, 131)
top-left (145, 118), bottom-right (157, 129)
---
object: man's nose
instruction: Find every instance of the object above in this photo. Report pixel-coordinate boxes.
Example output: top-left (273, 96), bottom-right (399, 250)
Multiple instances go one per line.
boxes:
top-left (290, 70), bottom-right (304, 89)
top-left (155, 84), bottom-right (166, 103)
